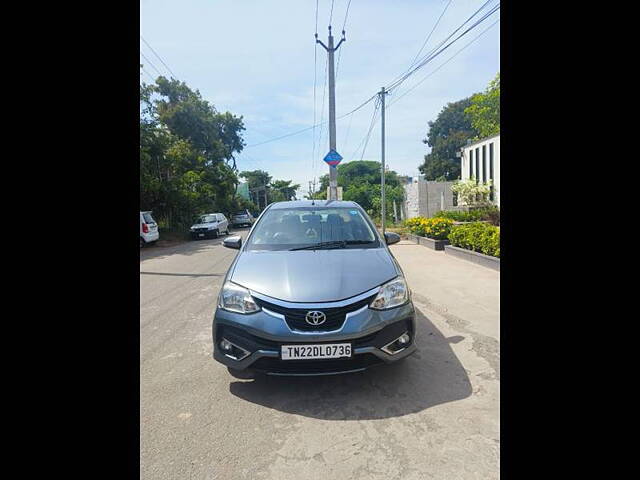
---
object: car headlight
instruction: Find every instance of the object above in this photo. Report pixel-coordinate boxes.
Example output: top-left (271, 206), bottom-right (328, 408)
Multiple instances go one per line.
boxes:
top-left (218, 282), bottom-right (260, 314)
top-left (190, 227), bottom-right (196, 231)
top-left (370, 276), bottom-right (409, 310)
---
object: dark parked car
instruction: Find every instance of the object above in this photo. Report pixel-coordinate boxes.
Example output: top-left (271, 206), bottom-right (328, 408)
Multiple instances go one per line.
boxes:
top-left (231, 209), bottom-right (255, 228)
top-left (212, 200), bottom-right (416, 378)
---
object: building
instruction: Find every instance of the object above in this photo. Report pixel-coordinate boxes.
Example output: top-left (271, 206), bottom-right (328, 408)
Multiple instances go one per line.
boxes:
top-left (460, 133), bottom-right (500, 207)
top-left (402, 176), bottom-right (459, 219)
top-left (236, 181), bottom-right (250, 200)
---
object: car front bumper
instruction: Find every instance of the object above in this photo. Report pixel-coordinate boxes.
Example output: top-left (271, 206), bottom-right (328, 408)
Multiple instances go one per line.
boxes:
top-left (212, 297), bottom-right (416, 376)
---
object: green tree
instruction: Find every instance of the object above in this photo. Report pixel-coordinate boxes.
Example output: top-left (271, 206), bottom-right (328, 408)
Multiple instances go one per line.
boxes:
top-left (140, 74), bottom-right (247, 229)
top-left (465, 72), bottom-right (500, 138)
top-left (239, 170), bottom-right (272, 190)
top-left (419, 98), bottom-right (479, 180)
top-left (313, 161), bottom-right (403, 222)
top-left (271, 179), bottom-right (300, 201)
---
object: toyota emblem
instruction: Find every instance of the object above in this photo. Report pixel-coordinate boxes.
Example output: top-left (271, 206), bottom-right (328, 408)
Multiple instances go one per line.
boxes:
top-left (305, 311), bottom-right (326, 326)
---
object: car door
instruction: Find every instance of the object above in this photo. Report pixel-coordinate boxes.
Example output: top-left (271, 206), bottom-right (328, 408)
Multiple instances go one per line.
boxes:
top-left (219, 214), bottom-right (228, 233)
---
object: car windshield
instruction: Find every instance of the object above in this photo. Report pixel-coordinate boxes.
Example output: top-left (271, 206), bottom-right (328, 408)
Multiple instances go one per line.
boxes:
top-left (142, 213), bottom-right (155, 223)
top-left (245, 207), bottom-right (379, 251)
top-left (196, 215), bottom-right (217, 224)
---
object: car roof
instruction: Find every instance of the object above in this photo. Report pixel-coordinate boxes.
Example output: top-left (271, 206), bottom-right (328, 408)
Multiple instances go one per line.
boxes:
top-left (268, 200), bottom-right (360, 209)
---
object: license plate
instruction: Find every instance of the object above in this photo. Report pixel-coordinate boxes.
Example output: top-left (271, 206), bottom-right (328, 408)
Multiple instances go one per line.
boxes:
top-left (281, 343), bottom-right (351, 360)
top-left (198, 233), bottom-right (204, 237)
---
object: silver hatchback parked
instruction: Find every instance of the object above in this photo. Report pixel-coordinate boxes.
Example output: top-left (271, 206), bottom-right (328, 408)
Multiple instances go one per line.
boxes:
top-left (212, 200), bottom-right (416, 378)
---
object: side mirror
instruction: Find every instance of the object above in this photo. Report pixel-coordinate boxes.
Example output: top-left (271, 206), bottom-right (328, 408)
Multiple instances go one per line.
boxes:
top-left (384, 232), bottom-right (401, 246)
top-left (223, 236), bottom-right (242, 250)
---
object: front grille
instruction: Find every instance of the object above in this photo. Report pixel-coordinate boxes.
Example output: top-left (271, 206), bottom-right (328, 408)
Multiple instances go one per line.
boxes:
top-left (193, 227), bottom-right (211, 233)
top-left (253, 294), bottom-right (376, 332)
top-left (218, 324), bottom-right (381, 351)
top-left (251, 353), bottom-right (383, 375)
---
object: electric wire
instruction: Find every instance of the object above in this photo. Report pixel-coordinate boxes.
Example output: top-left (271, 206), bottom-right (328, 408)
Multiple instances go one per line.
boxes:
top-left (388, 2), bottom-right (500, 92)
top-left (385, 0), bottom-right (497, 91)
top-left (329, 0), bottom-right (335, 26)
top-left (140, 52), bottom-right (163, 77)
top-left (407, 0), bottom-right (452, 70)
top-left (140, 35), bottom-right (178, 79)
top-left (359, 97), bottom-right (381, 161)
top-left (388, 17), bottom-right (500, 110)
top-left (246, 2), bottom-right (498, 150)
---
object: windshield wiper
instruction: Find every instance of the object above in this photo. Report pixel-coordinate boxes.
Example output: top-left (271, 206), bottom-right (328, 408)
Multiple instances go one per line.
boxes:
top-left (345, 240), bottom-right (376, 245)
top-left (290, 240), bottom-right (346, 251)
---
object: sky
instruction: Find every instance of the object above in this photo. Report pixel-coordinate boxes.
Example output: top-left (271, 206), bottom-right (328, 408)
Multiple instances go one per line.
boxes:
top-left (140, 0), bottom-right (500, 198)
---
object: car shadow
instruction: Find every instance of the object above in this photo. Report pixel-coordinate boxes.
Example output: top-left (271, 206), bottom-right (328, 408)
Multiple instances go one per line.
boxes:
top-left (228, 307), bottom-right (472, 420)
top-left (139, 230), bottom-right (246, 262)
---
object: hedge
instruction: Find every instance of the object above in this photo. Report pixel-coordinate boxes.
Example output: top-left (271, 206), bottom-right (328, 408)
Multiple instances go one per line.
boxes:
top-left (447, 222), bottom-right (500, 257)
top-left (434, 206), bottom-right (500, 225)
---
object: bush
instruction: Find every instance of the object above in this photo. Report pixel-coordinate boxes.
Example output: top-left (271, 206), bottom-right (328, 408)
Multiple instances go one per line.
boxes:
top-left (404, 217), bottom-right (454, 240)
top-left (448, 222), bottom-right (500, 257)
top-left (434, 206), bottom-right (499, 225)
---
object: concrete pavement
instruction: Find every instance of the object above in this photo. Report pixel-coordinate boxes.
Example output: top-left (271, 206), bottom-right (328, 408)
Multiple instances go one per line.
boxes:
top-left (140, 235), bottom-right (499, 479)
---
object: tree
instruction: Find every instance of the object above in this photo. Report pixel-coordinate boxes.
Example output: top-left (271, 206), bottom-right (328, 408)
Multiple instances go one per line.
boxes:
top-left (312, 161), bottom-right (403, 222)
top-left (239, 170), bottom-right (271, 190)
top-left (270, 180), bottom-right (300, 201)
top-left (154, 77), bottom-right (245, 169)
top-left (465, 72), bottom-right (500, 138)
top-left (419, 98), bottom-right (479, 180)
top-left (140, 73), bottom-right (247, 229)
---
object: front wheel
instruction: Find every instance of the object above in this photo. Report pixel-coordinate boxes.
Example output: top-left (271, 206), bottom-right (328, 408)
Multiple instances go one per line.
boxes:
top-left (212, 229), bottom-right (219, 239)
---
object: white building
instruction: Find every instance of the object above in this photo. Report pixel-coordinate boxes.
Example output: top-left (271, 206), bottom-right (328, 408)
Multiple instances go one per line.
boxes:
top-left (402, 176), bottom-right (458, 219)
top-left (460, 133), bottom-right (500, 207)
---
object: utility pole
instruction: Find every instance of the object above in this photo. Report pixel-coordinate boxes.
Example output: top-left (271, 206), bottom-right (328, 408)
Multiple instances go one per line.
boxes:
top-left (317, 26), bottom-right (345, 201)
top-left (379, 86), bottom-right (388, 234)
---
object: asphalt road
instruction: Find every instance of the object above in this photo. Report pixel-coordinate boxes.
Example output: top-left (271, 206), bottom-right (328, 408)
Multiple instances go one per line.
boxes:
top-left (140, 230), bottom-right (499, 480)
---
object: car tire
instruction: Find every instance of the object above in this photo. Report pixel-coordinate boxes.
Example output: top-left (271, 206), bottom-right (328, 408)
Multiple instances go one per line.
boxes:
top-left (213, 229), bottom-right (219, 239)
top-left (227, 367), bottom-right (255, 380)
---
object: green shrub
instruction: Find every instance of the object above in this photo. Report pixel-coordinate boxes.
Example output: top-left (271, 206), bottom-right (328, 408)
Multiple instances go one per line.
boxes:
top-left (434, 206), bottom-right (499, 225)
top-left (404, 217), bottom-right (454, 240)
top-left (448, 222), bottom-right (500, 257)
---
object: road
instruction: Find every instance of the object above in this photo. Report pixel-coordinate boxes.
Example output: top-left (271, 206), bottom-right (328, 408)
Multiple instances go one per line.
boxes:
top-left (140, 231), bottom-right (500, 480)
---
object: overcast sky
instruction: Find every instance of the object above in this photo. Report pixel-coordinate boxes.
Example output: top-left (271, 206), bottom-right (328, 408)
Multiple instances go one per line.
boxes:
top-left (140, 0), bottom-right (500, 197)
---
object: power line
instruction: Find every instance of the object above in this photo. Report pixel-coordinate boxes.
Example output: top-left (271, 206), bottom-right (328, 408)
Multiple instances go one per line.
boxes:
top-left (385, 0), bottom-right (497, 91)
top-left (245, 2), bottom-right (498, 151)
top-left (386, 2), bottom-right (500, 93)
top-left (388, 17), bottom-right (500, 110)
top-left (342, 0), bottom-right (353, 31)
top-left (140, 36), bottom-right (178, 79)
top-left (407, 0), bottom-right (452, 70)
top-left (329, 0), bottom-right (335, 26)
top-left (140, 66), bottom-right (155, 83)
top-left (359, 97), bottom-right (380, 161)
top-left (245, 90), bottom-right (376, 148)
top-left (140, 52), bottom-right (162, 77)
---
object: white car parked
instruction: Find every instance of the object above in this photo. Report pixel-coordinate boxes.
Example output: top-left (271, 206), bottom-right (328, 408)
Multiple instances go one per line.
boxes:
top-left (140, 211), bottom-right (159, 247)
top-left (190, 213), bottom-right (230, 240)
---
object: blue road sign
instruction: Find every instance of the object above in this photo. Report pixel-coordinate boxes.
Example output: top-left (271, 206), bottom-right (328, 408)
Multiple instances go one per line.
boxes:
top-left (323, 149), bottom-right (343, 167)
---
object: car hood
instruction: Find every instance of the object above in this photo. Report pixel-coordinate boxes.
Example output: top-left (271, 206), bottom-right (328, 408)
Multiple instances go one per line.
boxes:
top-left (230, 248), bottom-right (398, 302)
top-left (191, 222), bottom-right (218, 228)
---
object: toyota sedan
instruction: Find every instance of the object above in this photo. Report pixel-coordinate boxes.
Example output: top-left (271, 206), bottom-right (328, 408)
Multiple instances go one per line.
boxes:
top-left (212, 200), bottom-right (416, 378)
